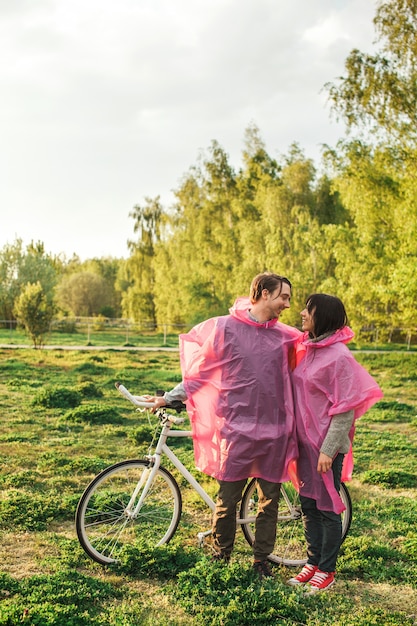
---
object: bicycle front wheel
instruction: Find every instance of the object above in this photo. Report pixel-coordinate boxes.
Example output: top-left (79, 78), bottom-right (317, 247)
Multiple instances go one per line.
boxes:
top-left (240, 479), bottom-right (352, 567)
top-left (76, 459), bottom-right (182, 565)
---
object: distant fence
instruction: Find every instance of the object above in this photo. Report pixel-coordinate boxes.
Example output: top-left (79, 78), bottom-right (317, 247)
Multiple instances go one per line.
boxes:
top-left (0, 318), bottom-right (416, 349)
top-left (49, 317), bottom-right (190, 344)
top-left (358, 326), bottom-right (417, 350)
top-left (0, 318), bottom-right (190, 347)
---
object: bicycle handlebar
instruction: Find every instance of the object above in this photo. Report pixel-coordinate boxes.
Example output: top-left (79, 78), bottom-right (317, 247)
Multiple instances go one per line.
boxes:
top-left (115, 382), bottom-right (156, 408)
top-left (115, 382), bottom-right (187, 414)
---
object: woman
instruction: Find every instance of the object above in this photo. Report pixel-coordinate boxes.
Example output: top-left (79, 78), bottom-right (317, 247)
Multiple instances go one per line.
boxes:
top-left (288, 294), bottom-right (383, 594)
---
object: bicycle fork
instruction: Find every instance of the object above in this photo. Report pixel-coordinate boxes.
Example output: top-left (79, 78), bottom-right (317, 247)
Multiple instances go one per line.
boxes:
top-left (124, 459), bottom-right (161, 519)
top-left (124, 425), bottom-right (170, 518)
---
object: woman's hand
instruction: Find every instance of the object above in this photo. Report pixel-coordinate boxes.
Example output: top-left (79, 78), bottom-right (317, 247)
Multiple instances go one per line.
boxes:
top-left (317, 452), bottom-right (333, 474)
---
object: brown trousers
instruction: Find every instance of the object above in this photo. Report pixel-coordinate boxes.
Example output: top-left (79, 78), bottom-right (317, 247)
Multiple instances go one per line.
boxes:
top-left (212, 478), bottom-right (280, 561)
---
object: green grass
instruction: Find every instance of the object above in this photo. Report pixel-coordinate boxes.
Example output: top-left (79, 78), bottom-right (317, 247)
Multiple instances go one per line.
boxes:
top-left (0, 326), bottom-right (182, 348)
top-left (0, 348), bottom-right (416, 624)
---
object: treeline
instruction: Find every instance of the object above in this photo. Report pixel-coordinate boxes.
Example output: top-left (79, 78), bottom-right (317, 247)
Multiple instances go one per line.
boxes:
top-left (1, 0), bottom-right (416, 343)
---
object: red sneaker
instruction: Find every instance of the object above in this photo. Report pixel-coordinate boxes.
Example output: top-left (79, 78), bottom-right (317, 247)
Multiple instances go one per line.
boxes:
top-left (287, 563), bottom-right (318, 585)
top-left (304, 570), bottom-right (335, 594)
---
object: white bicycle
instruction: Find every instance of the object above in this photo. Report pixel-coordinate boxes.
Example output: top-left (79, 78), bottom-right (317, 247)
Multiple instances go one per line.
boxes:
top-left (75, 383), bottom-right (352, 566)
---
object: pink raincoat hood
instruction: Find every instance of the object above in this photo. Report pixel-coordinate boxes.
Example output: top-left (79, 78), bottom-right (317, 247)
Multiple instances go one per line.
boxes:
top-left (179, 297), bottom-right (301, 482)
top-left (295, 326), bottom-right (354, 364)
top-left (292, 326), bottom-right (383, 513)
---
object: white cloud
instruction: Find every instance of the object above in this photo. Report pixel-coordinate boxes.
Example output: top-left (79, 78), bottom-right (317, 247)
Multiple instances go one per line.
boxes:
top-left (0, 0), bottom-right (377, 260)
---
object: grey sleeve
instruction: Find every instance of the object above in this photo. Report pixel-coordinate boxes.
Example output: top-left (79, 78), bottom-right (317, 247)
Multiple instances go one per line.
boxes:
top-left (320, 410), bottom-right (355, 458)
top-left (164, 382), bottom-right (187, 404)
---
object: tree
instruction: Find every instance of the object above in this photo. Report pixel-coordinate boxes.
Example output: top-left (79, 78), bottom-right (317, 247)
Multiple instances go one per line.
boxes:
top-left (151, 130), bottom-right (352, 329)
top-left (119, 197), bottom-right (163, 324)
top-left (57, 272), bottom-right (109, 317)
top-left (324, 0), bottom-right (417, 333)
top-left (0, 239), bottom-right (25, 321)
top-left (153, 141), bottom-right (239, 326)
top-left (78, 257), bottom-right (122, 317)
top-left (326, 0), bottom-right (417, 146)
top-left (56, 256), bottom-right (123, 318)
top-left (240, 142), bottom-right (336, 325)
top-left (14, 282), bottom-right (56, 348)
top-left (0, 239), bottom-right (59, 323)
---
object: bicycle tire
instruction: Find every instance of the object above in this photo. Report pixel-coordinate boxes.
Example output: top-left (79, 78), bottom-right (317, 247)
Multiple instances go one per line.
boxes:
top-left (76, 459), bottom-right (182, 565)
top-left (240, 479), bottom-right (352, 567)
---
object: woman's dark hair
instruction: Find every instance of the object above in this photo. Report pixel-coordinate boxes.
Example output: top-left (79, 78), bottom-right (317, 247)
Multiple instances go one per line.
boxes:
top-left (250, 272), bottom-right (292, 304)
top-left (305, 293), bottom-right (348, 338)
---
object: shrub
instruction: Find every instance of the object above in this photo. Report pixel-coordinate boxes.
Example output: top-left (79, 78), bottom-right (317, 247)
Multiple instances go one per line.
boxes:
top-left (73, 362), bottom-right (111, 375)
top-left (54, 319), bottom-right (77, 334)
top-left (61, 404), bottom-right (123, 425)
top-left (32, 386), bottom-right (82, 409)
top-left (36, 452), bottom-right (109, 475)
top-left (128, 424), bottom-right (154, 445)
top-left (0, 571), bottom-right (121, 625)
top-left (174, 558), bottom-right (310, 625)
top-left (0, 490), bottom-right (57, 531)
top-left (366, 400), bottom-right (416, 422)
top-left (13, 281), bottom-right (55, 348)
top-left (75, 381), bottom-right (103, 398)
top-left (115, 542), bottom-right (199, 579)
top-left (361, 469), bottom-right (417, 488)
top-left (339, 535), bottom-right (417, 585)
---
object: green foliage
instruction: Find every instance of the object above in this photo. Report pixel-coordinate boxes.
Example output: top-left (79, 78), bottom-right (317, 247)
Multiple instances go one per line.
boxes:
top-left (334, 608), bottom-right (416, 626)
top-left (326, 0), bottom-right (417, 145)
top-left (75, 381), bottom-right (103, 398)
top-left (152, 133), bottom-right (345, 328)
top-left (73, 361), bottom-right (112, 375)
top-left (361, 469), bottom-right (417, 488)
top-left (36, 452), bottom-right (109, 475)
top-left (365, 400), bottom-right (416, 422)
top-left (174, 559), bottom-right (310, 625)
top-left (32, 385), bottom-right (82, 409)
top-left (173, 559), bottom-right (416, 625)
top-left (128, 424), bottom-right (154, 445)
top-left (14, 281), bottom-right (56, 348)
top-left (0, 239), bottom-right (59, 322)
top-left (319, 1), bottom-right (417, 334)
top-left (0, 490), bottom-right (69, 531)
top-left (57, 271), bottom-right (110, 317)
top-left (61, 403), bottom-right (123, 425)
top-left (119, 197), bottom-right (163, 324)
top-left (54, 318), bottom-right (77, 333)
top-left (115, 541), bottom-right (199, 579)
top-left (0, 571), bottom-right (121, 625)
top-left (339, 534), bottom-right (417, 584)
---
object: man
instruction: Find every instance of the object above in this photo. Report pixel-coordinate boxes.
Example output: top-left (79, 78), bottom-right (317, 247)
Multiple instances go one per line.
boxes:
top-left (148, 272), bottom-right (300, 578)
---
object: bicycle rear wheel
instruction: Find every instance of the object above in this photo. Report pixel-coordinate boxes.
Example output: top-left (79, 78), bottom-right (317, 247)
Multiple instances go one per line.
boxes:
top-left (240, 479), bottom-right (352, 567)
top-left (76, 459), bottom-right (182, 565)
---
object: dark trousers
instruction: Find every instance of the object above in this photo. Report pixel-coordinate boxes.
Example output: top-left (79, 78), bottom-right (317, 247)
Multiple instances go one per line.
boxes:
top-left (212, 478), bottom-right (281, 561)
top-left (300, 453), bottom-right (344, 573)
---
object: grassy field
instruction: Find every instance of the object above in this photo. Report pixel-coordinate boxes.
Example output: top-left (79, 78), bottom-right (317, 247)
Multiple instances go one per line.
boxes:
top-left (0, 326), bottom-right (182, 349)
top-left (0, 347), bottom-right (416, 625)
top-left (0, 324), bottom-right (415, 351)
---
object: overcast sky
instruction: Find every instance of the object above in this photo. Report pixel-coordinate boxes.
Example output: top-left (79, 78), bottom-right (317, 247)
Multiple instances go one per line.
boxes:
top-left (1, 0), bottom-right (377, 261)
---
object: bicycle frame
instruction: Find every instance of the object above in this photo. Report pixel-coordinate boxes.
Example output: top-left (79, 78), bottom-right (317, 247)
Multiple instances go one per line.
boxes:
top-left (129, 421), bottom-right (215, 514)
top-left (116, 383), bottom-right (296, 527)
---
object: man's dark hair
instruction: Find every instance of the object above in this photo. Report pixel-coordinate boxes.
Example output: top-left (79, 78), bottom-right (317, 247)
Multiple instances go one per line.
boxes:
top-left (305, 293), bottom-right (348, 338)
top-left (250, 272), bottom-right (292, 304)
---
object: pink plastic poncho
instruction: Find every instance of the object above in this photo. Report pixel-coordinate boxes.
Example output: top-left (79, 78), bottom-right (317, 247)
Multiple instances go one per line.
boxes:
top-left (292, 327), bottom-right (383, 513)
top-left (179, 297), bottom-right (301, 483)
